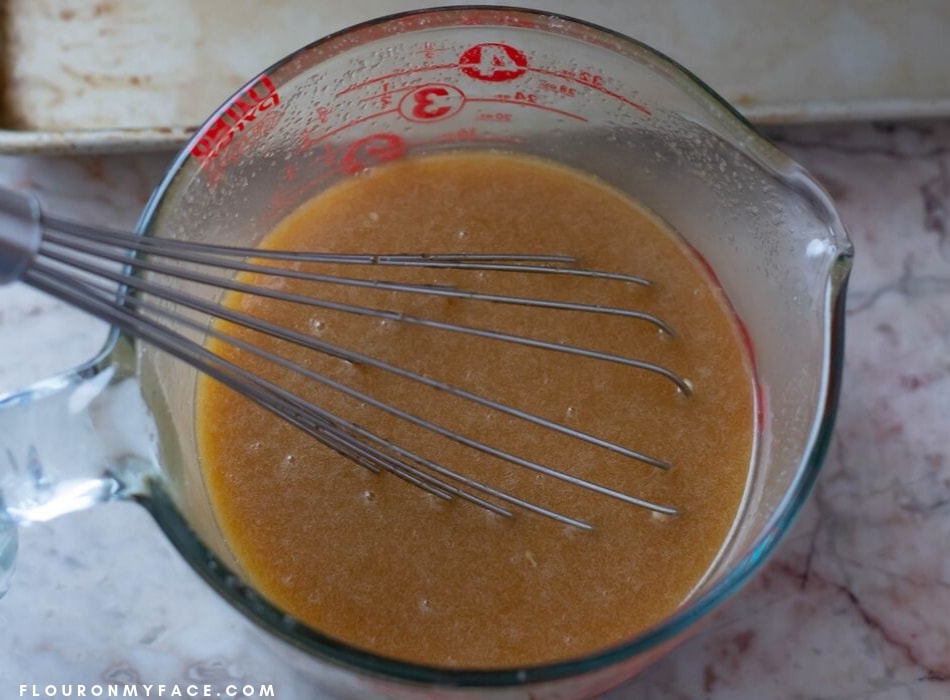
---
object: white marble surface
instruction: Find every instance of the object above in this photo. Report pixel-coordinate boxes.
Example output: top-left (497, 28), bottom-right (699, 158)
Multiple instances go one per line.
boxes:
top-left (1, 121), bottom-right (949, 698)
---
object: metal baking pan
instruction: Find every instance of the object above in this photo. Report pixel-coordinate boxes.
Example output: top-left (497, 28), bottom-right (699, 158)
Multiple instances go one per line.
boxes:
top-left (3, 0), bottom-right (950, 155)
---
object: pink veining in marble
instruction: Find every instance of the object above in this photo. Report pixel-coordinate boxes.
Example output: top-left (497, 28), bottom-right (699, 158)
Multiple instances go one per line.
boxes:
top-left (610, 122), bottom-right (950, 700)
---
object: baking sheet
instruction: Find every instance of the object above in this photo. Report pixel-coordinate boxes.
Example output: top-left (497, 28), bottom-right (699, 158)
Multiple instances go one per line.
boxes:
top-left (3, 0), bottom-right (950, 154)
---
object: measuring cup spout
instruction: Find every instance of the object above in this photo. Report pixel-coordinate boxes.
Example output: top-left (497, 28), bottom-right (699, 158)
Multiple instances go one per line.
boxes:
top-left (0, 349), bottom-right (159, 597)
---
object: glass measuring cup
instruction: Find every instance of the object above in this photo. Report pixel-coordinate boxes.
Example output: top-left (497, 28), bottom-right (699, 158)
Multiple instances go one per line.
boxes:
top-left (0, 7), bottom-right (853, 699)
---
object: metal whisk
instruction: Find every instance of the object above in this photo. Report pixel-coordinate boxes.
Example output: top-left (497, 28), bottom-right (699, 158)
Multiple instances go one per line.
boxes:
top-left (0, 186), bottom-right (691, 530)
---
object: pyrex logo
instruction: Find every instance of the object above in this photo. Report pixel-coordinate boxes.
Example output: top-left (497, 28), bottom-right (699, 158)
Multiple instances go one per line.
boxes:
top-left (190, 76), bottom-right (280, 161)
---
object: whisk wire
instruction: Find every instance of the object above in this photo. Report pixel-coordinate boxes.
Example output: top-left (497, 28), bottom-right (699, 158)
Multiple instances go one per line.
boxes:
top-left (42, 222), bottom-right (673, 328)
top-left (29, 247), bottom-right (677, 518)
top-left (24, 262), bottom-right (552, 524)
top-left (36, 236), bottom-right (683, 466)
top-left (43, 214), bottom-right (653, 284)
top-left (1, 192), bottom-right (695, 529)
top-left (40, 233), bottom-right (691, 393)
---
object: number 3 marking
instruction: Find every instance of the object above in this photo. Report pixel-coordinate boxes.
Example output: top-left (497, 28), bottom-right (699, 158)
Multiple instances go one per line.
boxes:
top-left (399, 84), bottom-right (466, 122)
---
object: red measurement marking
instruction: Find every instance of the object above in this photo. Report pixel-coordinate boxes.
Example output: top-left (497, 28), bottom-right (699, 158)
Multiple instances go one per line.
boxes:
top-left (466, 97), bottom-right (588, 122)
top-left (528, 66), bottom-right (651, 116)
top-left (685, 241), bottom-right (763, 431)
top-left (459, 43), bottom-right (527, 82)
top-left (379, 82), bottom-right (394, 108)
top-left (298, 108), bottom-right (399, 150)
top-left (358, 84), bottom-right (417, 104)
top-left (399, 84), bottom-right (466, 122)
top-left (340, 133), bottom-right (405, 173)
top-left (539, 80), bottom-right (576, 97)
top-left (414, 133), bottom-right (524, 148)
top-left (738, 311), bottom-right (765, 435)
top-left (336, 64), bottom-right (460, 97)
top-left (266, 131), bottom-right (406, 227)
top-left (497, 90), bottom-right (537, 104)
top-left (415, 41), bottom-right (447, 60)
top-left (266, 167), bottom-right (338, 229)
top-left (191, 75), bottom-right (280, 161)
top-left (477, 112), bottom-right (512, 122)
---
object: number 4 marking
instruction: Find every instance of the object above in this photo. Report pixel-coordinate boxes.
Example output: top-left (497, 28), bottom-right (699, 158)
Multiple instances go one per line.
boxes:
top-left (460, 43), bottom-right (528, 82)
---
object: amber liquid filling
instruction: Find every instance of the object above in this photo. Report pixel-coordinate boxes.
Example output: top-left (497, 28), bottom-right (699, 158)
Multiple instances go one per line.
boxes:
top-left (196, 152), bottom-right (755, 668)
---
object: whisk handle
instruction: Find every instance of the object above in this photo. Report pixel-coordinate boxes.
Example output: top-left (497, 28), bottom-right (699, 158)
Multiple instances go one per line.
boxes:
top-left (0, 187), bottom-right (41, 284)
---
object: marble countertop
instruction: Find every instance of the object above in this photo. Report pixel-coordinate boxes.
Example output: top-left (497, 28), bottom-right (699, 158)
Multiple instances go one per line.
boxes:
top-left (1, 121), bottom-right (948, 699)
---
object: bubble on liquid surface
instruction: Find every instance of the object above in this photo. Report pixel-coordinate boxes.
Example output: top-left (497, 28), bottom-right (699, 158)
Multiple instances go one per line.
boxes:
top-left (309, 318), bottom-right (326, 335)
top-left (565, 406), bottom-right (576, 419)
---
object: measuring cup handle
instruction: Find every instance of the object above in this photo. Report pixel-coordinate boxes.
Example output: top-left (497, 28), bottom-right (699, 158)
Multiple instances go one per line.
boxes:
top-left (0, 358), bottom-right (158, 597)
